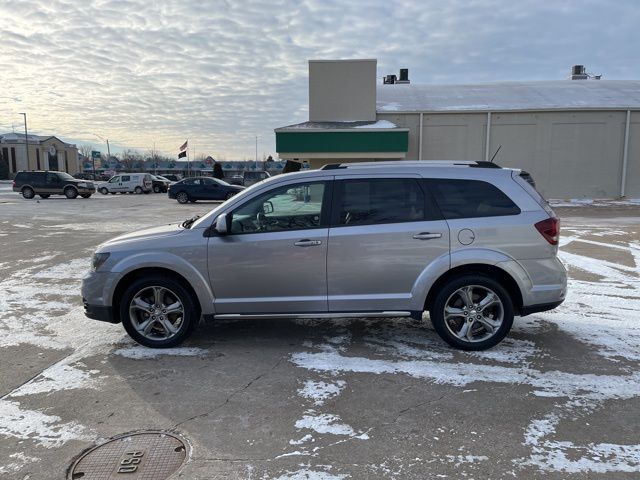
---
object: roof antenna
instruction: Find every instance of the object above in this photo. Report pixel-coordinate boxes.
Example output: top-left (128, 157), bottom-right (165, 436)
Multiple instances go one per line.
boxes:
top-left (490, 145), bottom-right (502, 163)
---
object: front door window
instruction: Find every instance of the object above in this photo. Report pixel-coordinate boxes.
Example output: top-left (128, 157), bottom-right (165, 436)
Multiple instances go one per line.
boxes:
top-left (230, 182), bottom-right (326, 234)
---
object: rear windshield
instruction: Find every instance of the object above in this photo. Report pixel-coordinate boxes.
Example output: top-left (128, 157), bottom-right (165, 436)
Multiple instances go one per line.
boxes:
top-left (425, 179), bottom-right (520, 219)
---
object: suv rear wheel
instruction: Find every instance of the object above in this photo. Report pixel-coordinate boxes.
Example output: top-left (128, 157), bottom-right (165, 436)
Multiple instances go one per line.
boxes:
top-left (64, 186), bottom-right (78, 199)
top-left (22, 186), bottom-right (35, 199)
top-left (429, 274), bottom-right (514, 351)
top-left (120, 276), bottom-right (199, 348)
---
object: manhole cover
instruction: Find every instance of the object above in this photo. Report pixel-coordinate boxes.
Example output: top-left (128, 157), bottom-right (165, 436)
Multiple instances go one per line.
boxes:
top-left (68, 431), bottom-right (188, 480)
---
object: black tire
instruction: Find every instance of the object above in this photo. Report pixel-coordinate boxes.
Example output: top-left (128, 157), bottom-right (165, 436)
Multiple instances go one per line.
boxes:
top-left (22, 187), bottom-right (35, 199)
top-left (110, 192), bottom-right (117, 195)
top-left (176, 191), bottom-right (189, 204)
top-left (64, 186), bottom-right (78, 199)
top-left (134, 186), bottom-right (143, 194)
top-left (80, 193), bottom-right (92, 198)
top-left (100, 187), bottom-right (109, 195)
top-left (153, 185), bottom-right (161, 193)
top-left (429, 274), bottom-right (514, 351)
top-left (119, 275), bottom-right (200, 348)
top-left (38, 194), bottom-right (50, 199)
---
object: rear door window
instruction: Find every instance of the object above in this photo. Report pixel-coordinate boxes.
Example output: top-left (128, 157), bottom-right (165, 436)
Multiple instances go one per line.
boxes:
top-left (333, 178), bottom-right (438, 226)
top-left (425, 179), bottom-right (520, 219)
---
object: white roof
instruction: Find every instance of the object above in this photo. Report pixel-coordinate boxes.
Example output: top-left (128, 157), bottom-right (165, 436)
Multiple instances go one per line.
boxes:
top-left (376, 80), bottom-right (640, 113)
top-left (0, 132), bottom-right (75, 147)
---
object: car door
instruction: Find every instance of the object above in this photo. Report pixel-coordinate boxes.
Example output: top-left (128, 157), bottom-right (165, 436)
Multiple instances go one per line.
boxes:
top-left (120, 175), bottom-right (131, 192)
top-left (201, 178), bottom-right (220, 199)
top-left (327, 175), bottom-right (450, 312)
top-left (108, 176), bottom-right (121, 192)
top-left (208, 178), bottom-right (332, 314)
top-left (45, 172), bottom-right (61, 194)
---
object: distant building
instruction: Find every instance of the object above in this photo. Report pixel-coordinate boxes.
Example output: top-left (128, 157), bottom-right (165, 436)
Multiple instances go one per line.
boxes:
top-left (0, 133), bottom-right (80, 175)
top-left (275, 59), bottom-right (640, 198)
top-left (81, 157), bottom-right (286, 178)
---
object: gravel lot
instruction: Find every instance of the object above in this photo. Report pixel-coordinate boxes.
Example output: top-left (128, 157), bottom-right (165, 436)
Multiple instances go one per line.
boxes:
top-left (1, 184), bottom-right (639, 479)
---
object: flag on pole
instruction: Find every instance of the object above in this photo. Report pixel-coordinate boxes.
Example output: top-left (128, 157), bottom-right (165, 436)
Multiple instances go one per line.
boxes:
top-left (178, 151), bottom-right (187, 159)
top-left (179, 140), bottom-right (188, 151)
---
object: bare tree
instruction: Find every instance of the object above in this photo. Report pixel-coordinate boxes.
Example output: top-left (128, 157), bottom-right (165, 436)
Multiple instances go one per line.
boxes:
top-left (79, 144), bottom-right (93, 158)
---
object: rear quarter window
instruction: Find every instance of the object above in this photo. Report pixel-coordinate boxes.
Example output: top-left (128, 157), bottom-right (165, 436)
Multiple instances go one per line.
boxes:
top-left (425, 179), bottom-right (520, 219)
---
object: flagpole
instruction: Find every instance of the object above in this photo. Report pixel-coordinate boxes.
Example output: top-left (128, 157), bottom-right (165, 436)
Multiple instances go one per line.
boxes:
top-left (187, 139), bottom-right (190, 177)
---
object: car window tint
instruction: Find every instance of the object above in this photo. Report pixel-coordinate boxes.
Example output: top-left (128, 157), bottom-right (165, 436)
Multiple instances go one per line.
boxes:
top-left (336, 178), bottom-right (426, 226)
top-left (46, 173), bottom-right (58, 184)
top-left (230, 182), bottom-right (325, 234)
top-left (425, 179), bottom-right (520, 219)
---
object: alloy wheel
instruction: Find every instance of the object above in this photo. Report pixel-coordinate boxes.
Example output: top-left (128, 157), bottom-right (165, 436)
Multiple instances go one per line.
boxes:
top-left (443, 285), bottom-right (504, 343)
top-left (128, 286), bottom-right (185, 341)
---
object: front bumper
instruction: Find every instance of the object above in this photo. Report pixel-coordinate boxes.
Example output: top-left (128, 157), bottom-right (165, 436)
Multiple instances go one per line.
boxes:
top-left (83, 300), bottom-right (118, 323)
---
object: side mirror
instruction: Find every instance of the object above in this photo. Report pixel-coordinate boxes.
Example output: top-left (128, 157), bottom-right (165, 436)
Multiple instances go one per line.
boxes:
top-left (215, 213), bottom-right (230, 235)
top-left (262, 201), bottom-right (274, 214)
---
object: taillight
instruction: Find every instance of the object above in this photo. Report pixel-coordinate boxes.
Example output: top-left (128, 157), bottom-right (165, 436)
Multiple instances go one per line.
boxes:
top-left (535, 217), bottom-right (560, 245)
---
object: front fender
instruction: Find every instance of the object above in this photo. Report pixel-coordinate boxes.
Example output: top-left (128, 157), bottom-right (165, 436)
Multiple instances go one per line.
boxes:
top-left (108, 252), bottom-right (215, 315)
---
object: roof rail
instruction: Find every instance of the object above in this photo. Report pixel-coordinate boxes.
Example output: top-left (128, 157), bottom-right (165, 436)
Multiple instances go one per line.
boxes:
top-left (320, 160), bottom-right (502, 170)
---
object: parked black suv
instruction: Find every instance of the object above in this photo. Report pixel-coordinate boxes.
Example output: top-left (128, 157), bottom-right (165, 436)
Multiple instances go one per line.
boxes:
top-left (13, 171), bottom-right (96, 199)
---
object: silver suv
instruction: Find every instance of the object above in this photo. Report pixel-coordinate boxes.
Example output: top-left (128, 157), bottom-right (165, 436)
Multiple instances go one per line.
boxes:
top-left (82, 161), bottom-right (566, 350)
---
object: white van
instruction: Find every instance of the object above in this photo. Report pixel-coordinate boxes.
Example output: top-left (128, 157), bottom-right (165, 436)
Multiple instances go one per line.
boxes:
top-left (98, 173), bottom-right (153, 195)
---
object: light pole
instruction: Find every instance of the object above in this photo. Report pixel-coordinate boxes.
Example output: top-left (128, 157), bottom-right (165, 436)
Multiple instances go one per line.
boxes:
top-left (255, 135), bottom-right (258, 170)
top-left (19, 113), bottom-right (29, 169)
top-left (92, 133), bottom-right (111, 158)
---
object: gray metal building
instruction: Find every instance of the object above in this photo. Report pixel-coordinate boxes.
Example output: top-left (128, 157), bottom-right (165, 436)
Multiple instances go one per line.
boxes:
top-left (276, 60), bottom-right (640, 198)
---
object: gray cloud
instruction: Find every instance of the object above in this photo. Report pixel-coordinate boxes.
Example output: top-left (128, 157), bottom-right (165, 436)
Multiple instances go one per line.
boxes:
top-left (1, 0), bottom-right (638, 158)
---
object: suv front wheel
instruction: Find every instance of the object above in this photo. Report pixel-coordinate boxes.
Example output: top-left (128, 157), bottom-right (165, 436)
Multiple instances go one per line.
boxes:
top-left (430, 274), bottom-right (514, 351)
top-left (120, 276), bottom-right (199, 348)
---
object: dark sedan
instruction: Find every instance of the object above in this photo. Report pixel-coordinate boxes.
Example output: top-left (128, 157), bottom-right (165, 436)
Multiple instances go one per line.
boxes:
top-left (168, 177), bottom-right (245, 204)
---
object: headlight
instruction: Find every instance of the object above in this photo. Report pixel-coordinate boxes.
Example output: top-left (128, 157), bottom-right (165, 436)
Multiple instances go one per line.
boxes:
top-left (92, 252), bottom-right (110, 271)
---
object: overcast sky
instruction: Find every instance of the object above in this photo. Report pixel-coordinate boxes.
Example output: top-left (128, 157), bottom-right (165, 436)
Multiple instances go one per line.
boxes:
top-left (1, 0), bottom-right (639, 159)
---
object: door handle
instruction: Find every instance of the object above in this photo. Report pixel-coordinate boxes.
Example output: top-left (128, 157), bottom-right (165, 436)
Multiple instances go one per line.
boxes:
top-left (294, 239), bottom-right (322, 247)
top-left (413, 232), bottom-right (442, 240)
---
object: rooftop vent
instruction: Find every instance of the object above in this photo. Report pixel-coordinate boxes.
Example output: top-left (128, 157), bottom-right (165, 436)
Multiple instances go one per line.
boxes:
top-left (570, 64), bottom-right (601, 80)
top-left (383, 68), bottom-right (410, 84)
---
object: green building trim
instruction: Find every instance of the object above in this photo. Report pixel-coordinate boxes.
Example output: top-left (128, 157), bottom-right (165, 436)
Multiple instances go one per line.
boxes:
top-left (276, 130), bottom-right (409, 153)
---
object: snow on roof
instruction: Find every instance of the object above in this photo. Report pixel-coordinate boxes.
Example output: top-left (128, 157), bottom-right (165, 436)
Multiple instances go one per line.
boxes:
top-left (376, 80), bottom-right (640, 113)
top-left (276, 120), bottom-right (401, 131)
top-left (0, 132), bottom-right (75, 146)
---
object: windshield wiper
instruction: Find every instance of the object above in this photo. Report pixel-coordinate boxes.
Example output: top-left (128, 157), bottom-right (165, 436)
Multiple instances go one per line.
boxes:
top-left (181, 215), bottom-right (201, 229)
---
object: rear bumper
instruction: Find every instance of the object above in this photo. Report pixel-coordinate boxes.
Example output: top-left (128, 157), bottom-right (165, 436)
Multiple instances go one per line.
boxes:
top-left (520, 299), bottom-right (564, 316)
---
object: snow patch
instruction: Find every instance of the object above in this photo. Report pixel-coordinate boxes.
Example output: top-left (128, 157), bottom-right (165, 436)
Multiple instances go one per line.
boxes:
top-left (112, 346), bottom-right (207, 359)
top-left (9, 363), bottom-right (100, 397)
top-left (295, 411), bottom-right (369, 440)
top-left (298, 380), bottom-right (346, 406)
top-left (0, 400), bottom-right (91, 448)
top-left (272, 468), bottom-right (348, 480)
